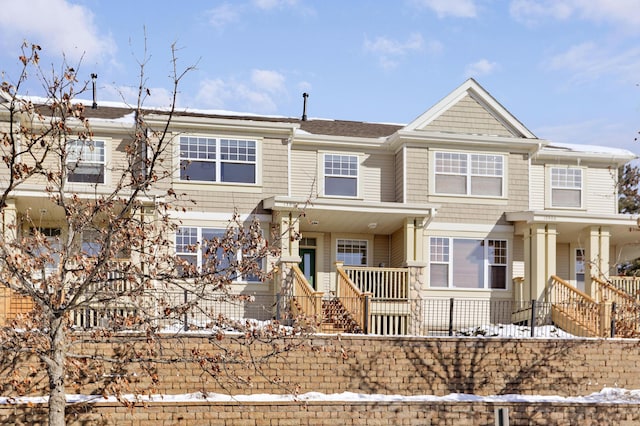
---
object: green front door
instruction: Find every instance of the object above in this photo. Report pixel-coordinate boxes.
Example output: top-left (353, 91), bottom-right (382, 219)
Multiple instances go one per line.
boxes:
top-left (299, 248), bottom-right (316, 290)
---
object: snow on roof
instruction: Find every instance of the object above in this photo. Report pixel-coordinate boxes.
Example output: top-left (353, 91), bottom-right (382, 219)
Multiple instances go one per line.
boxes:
top-left (543, 141), bottom-right (636, 158)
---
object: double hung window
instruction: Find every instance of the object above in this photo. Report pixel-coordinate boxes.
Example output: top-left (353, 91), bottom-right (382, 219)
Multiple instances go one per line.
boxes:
top-left (324, 154), bottom-right (358, 197)
top-left (551, 167), bottom-right (582, 208)
top-left (434, 152), bottom-right (503, 197)
top-left (180, 136), bottom-right (256, 184)
top-left (67, 140), bottom-right (105, 184)
top-left (429, 237), bottom-right (507, 289)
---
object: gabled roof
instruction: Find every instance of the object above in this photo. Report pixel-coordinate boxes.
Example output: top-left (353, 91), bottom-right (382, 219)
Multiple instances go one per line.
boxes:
top-left (402, 78), bottom-right (537, 139)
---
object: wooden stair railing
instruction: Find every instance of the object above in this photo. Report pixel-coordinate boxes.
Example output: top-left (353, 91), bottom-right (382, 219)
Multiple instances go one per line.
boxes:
top-left (336, 264), bottom-right (371, 334)
top-left (290, 265), bottom-right (323, 328)
top-left (549, 275), bottom-right (605, 337)
top-left (592, 276), bottom-right (640, 337)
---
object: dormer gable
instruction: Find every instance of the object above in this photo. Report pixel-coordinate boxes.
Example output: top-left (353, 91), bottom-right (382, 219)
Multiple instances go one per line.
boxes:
top-left (403, 78), bottom-right (536, 139)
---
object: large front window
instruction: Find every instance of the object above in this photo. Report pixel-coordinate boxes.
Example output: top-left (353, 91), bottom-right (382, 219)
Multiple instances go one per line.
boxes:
top-left (434, 152), bottom-right (503, 197)
top-left (175, 227), bottom-right (263, 282)
top-left (180, 136), bottom-right (256, 184)
top-left (429, 237), bottom-right (507, 289)
top-left (67, 140), bottom-right (105, 183)
top-left (324, 154), bottom-right (358, 197)
top-left (551, 167), bottom-right (582, 208)
top-left (337, 239), bottom-right (367, 266)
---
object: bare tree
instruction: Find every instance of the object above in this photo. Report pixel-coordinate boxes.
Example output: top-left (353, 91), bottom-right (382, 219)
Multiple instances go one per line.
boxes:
top-left (0, 43), bottom-right (305, 426)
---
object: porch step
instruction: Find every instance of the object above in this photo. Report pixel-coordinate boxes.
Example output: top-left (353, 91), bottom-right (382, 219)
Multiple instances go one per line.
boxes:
top-left (321, 299), bottom-right (362, 334)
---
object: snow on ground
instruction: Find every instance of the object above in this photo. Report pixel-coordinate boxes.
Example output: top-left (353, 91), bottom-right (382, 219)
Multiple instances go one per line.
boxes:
top-left (1, 388), bottom-right (640, 405)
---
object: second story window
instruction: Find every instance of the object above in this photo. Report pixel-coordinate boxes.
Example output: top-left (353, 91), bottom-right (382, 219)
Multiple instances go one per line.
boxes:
top-left (551, 167), bottom-right (582, 208)
top-left (434, 152), bottom-right (503, 197)
top-left (180, 136), bottom-right (256, 184)
top-left (67, 140), bottom-right (105, 184)
top-left (324, 154), bottom-right (358, 197)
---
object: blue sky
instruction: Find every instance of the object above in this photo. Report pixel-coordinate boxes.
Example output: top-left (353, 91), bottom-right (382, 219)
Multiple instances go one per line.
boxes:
top-left (2, 0), bottom-right (640, 154)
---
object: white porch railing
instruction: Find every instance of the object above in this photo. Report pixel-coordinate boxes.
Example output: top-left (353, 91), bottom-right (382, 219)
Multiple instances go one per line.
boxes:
top-left (607, 276), bottom-right (640, 300)
top-left (342, 266), bottom-right (409, 300)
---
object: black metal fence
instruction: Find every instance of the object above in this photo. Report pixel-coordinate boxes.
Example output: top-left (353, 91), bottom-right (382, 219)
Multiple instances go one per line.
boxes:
top-left (0, 291), bottom-right (630, 338)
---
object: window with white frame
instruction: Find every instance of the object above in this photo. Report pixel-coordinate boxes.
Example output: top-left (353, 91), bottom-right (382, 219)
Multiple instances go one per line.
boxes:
top-left (434, 152), bottom-right (503, 197)
top-left (429, 237), bottom-right (507, 289)
top-left (179, 136), bottom-right (257, 184)
top-left (337, 239), bottom-right (367, 266)
top-left (67, 140), bottom-right (105, 183)
top-left (324, 154), bottom-right (358, 197)
top-left (175, 227), bottom-right (263, 282)
top-left (551, 167), bottom-right (582, 208)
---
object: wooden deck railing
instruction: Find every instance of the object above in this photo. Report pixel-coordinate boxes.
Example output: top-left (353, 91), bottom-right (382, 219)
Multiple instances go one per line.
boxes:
top-left (336, 265), bottom-right (371, 333)
top-left (290, 264), bottom-right (323, 323)
top-left (592, 276), bottom-right (637, 305)
top-left (548, 275), bottom-right (607, 337)
top-left (607, 276), bottom-right (640, 300)
top-left (592, 276), bottom-right (640, 337)
top-left (343, 266), bottom-right (409, 300)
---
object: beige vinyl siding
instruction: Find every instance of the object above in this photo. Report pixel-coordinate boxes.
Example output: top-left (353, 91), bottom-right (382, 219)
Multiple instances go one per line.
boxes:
top-left (586, 168), bottom-right (617, 215)
top-left (424, 94), bottom-right (515, 137)
top-left (362, 153), bottom-right (395, 202)
top-left (529, 164), bottom-right (544, 211)
top-left (395, 150), bottom-right (404, 202)
top-left (512, 237), bottom-right (524, 279)
top-left (390, 228), bottom-right (404, 267)
top-left (404, 147), bottom-right (429, 203)
top-left (291, 148), bottom-right (318, 198)
top-left (556, 243), bottom-right (570, 280)
top-left (373, 235), bottom-right (390, 267)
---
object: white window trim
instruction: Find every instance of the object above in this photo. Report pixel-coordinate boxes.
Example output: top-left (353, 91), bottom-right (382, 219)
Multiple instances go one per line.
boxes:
top-left (175, 226), bottom-right (265, 283)
top-left (177, 134), bottom-right (261, 186)
top-left (66, 139), bottom-right (108, 185)
top-left (428, 237), bottom-right (509, 290)
top-left (321, 152), bottom-right (360, 198)
top-left (431, 151), bottom-right (505, 198)
top-left (335, 237), bottom-right (369, 266)
top-left (547, 166), bottom-right (584, 210)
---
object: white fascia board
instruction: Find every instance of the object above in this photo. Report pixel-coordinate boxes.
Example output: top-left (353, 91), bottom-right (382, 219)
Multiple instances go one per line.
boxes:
top-left (389, 130), bottom-right (545, 153)
top-left (293, 132), bottom-right (389, 150)
top-left (145, 114), bottom-right (299, 136)
top-left (534, 150), bottom-right (636, 166)
top-left (428, 222), bottom-right (514, 233)
top-left (264, 195), bottom-right (438, 216)
top-left (167, 211), bottom-right (272, 222)
top-left (506, 210), bottom-right (638, 226)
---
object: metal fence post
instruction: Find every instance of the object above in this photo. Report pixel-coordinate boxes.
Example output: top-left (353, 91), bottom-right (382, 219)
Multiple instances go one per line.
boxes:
top-left (611, 302), bottom-right (617, 338)
top-left (448, 298), bottom-right (454, 336)
top-left (530, 299), bottom-right (536, 338)
top-left (184, 289), bottom-right (188, 332)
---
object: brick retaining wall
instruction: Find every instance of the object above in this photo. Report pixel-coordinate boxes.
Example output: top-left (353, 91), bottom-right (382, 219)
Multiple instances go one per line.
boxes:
top-left (2, 334), bottom-right (640, 424)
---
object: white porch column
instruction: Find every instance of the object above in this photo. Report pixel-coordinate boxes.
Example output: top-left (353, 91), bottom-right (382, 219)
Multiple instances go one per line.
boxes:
top-left (274, 211), bottom-right (300, 263)
top-left (528, 223), bottom-right (557, 301)
top-left (404, 217), bottom-right (427, 267)
top-left (586, 226), bottom-right (610, 298)
top-left (1, 198), bottom-right (17, 242)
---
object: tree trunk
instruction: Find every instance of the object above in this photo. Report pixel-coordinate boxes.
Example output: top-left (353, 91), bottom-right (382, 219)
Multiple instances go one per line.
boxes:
top-left (47, 315), bottom-right (66, 426)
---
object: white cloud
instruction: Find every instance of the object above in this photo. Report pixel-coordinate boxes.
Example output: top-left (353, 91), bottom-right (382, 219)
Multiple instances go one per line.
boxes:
top-left (251, 69), bottom-right (286, 94)
top-left (207, 3), bottom-right (242, 30)
top-left (546, 42), bottom-right (640, 84)
top-left (0, 0), bottom-right (115, 64)
top-left (195, 70), bottom-right (288, 113)
top-left (410, 0), bottom-right (477, 18)
top-left (252, 0), bottom-right (299, 10)
top-left (510, 0), bottom-right (640, 30)
top-left (464, 59), bottom-right (499, 77)
top-left (364, 33), bottom-right (432, 70)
